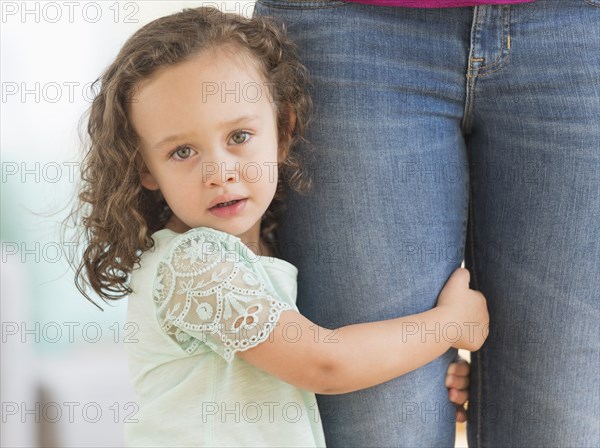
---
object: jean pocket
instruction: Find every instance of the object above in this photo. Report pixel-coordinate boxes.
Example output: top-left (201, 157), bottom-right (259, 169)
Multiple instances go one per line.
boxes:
top-left (584, 0), bottom-right (600, 7)
top-left (257, 0), bottom-right (348, 9)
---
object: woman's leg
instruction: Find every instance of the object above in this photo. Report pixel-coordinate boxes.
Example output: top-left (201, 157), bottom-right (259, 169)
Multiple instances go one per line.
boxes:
top-left (464, 1), bottom-right (600, 446)
top-left (254, 2), bottom-right (473, 446)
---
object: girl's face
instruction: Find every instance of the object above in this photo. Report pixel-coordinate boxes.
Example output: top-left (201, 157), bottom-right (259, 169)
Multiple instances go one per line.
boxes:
top-left (131, 48), bottom-right (281, 248)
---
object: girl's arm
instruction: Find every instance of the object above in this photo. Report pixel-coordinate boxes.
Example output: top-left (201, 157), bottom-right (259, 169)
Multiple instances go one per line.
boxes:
top-left (238, 268), bottom-right (488, 394)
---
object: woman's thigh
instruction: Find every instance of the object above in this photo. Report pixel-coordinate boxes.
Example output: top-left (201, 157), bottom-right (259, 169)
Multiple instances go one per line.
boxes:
top-left (254, 1), bottom-right (472, 446)
top-left (464, 1), bottom-right (600, 446)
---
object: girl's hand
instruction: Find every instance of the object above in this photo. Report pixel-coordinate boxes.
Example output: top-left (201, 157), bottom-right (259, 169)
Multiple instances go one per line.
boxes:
top-left (436, 268), bottom-right (489, 351)
top-left (446, 356), bottom-right (470, 423)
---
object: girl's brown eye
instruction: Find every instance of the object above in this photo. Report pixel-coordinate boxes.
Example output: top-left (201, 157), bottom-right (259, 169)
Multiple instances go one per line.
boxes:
top-left (231, 132), bottom-right (249, 144)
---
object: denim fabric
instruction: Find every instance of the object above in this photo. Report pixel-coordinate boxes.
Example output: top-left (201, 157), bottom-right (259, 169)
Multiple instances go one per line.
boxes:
top-left (253, 1), bottom-right (600, 447)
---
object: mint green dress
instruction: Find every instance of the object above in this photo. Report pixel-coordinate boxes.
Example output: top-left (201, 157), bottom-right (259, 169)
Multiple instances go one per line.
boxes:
top-left (125, 227), bottom-right (327, 447)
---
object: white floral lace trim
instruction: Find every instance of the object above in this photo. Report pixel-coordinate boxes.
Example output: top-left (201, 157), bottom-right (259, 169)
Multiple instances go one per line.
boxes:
top-left (153, 228), bottom-right (291, 362)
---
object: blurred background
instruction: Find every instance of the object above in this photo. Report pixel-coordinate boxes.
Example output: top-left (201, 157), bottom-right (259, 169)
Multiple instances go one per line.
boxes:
top-left (1, 1), bottom-right (469, 446)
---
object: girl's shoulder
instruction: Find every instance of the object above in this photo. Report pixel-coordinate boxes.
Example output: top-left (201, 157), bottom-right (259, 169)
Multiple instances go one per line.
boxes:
top-left (151, 226), bottom-right (252, 267)
top-left (152, 226), bottom-right (240, 244)
top-left (151, 225), bottom-right (229, 241)
top-left (149, 227), bottom-right (298, 283)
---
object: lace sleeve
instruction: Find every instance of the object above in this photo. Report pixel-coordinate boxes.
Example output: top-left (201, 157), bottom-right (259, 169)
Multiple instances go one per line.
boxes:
top-left (153, 228), bottom-right (292, 363)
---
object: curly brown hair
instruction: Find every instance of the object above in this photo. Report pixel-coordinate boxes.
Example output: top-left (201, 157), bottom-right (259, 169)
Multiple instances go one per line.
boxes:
top-left (69, 6), bottom-right (313, 309)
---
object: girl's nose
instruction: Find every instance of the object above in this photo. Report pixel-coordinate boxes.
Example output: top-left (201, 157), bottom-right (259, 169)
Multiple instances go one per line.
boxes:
top-left (202, 160), bottom-right (240, 187)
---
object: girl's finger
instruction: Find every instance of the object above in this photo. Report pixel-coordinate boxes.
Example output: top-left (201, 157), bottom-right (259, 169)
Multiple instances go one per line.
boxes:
top-left (448, 359), bottom-right (470, 377)
top-left (446, 373), bottom-right (469, 390)
top-left (456, 406), bottom-right (467, 423)
top-left (449, 387), bottom-right (469, 406)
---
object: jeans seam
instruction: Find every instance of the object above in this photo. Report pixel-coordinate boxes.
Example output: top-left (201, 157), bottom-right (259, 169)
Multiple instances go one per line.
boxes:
top-left (468, 59), bottom-right (512, 78)
top-left (462, 7), bottom-right (480, 134)
top-left (477, 6), bottom-right (506, 71)
top-left (475, 6), bottom-right (512, 76)
top-left (466, 149), bottom-right (483, 448)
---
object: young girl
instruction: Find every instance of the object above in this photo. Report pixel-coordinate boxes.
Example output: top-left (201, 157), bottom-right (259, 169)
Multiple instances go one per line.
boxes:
top-left (72, 6), bottom-right (488, 447)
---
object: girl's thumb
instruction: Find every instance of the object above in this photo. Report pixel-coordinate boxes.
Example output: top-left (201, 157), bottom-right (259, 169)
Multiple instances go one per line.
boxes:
top-left (449, 267), bottom-right (470, 286)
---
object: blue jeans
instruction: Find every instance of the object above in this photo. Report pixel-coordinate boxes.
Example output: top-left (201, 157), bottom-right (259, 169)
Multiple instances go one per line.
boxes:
top-left (253, 1), bottom-right (600, 446)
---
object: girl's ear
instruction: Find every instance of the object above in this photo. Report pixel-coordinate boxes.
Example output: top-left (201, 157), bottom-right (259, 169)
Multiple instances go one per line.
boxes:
top-left (288, 109), bottom-right (297, 133)
top-left (139, 164), bottom-right (160, 191)
top-left (278, 108), bottom-right (297, 162)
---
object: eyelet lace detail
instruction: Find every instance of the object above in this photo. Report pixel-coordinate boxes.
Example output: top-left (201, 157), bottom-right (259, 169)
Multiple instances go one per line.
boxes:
top-left (153, 228), bottom-right (291, 362)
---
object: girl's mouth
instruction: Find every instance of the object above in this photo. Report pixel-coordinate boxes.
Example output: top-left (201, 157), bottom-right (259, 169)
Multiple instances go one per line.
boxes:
top-left (209, 198), bottom-right (247, 218)
top-left (213, 200), bottom-right (240, 208)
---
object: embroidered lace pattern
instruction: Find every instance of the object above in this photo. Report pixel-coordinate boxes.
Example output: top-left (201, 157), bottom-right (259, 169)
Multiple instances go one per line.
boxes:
top-left (153, 228), bottom-right (292, 362)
